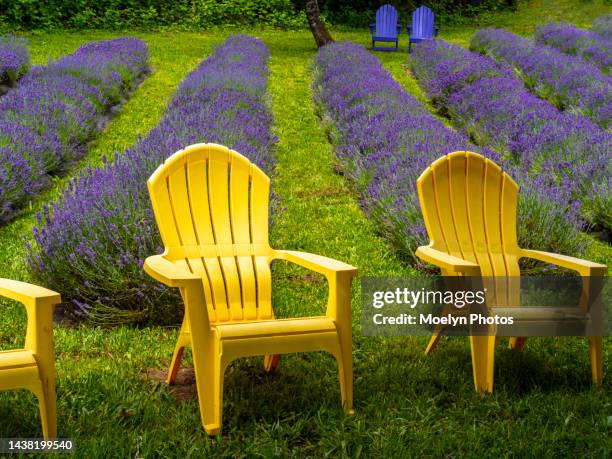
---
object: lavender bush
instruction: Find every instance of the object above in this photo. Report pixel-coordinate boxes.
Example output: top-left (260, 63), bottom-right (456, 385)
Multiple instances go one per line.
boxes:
top-left (313, 42), bottom-right (499, 263)
top-left (27, 35), bottom-right (277, 325)
top-left (0, 37), bottom-right (149, 223)
top-left (411, 40), bottom-right (611, 236)
top-left (0, 35), bottom-right (29, 89)
top-left (592, 14), bottom-right (612, 39)
top-left (471, 28), bottom-right (611, 129)
top-left (314, 42), bottom-right (589, 266)
top-left (535, 21), bottom-right (611, 74)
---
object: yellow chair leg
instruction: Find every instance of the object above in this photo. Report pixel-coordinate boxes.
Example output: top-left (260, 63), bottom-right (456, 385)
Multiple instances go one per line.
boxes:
top-left (470, 335), bottom-right (496, 393)
top-left (588, 336), bottom-right (603, 385)
top-left (32, 382), bottom-right (56, 439)
top-left (335, 341), bottom-right (354, 416)
top-left (263, 354), bottom-right (281, 373)
top-left (167, 346), bottom-right (185, 385)
top-left (425, 333), bottom-right (442, 354)
top-left (509, 337), bottom-right (527, 351)
top-left (44, 379), bottom-right (57, 439)
top-left (192, 341), bottom-right (225, 436)
top-left (167, 328), bottom-right (191, 385)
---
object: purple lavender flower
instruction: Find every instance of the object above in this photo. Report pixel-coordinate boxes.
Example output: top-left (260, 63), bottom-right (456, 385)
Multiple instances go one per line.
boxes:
top-left (0, 37), bottom-right (149, 223)
top-left (592, 14), bottom-right (612, 39)
top-left (411, 39), bottom-right (610, 240)
top-left (27, 35), bottom-right (277, 325)
top-left (471, 28), bottom-right (612, 129)
top-left (535, 21), bottom-right (611, 74)
top-left (0, 35), bottom-right (29, 88)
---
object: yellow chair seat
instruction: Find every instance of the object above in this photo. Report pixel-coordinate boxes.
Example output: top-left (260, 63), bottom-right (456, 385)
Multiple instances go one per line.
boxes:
top-left (215, 317), bottom-right (337, 340)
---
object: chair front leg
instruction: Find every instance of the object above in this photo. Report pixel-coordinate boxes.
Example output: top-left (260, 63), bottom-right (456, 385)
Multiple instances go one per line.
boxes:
top-left (326, 271), bottom-right (355, 414)
top-left (180, 283), bottom-right (224, 435)
top-left (24, 298), bottom-right (58, 439)
top-left (31, 378), bottom-right (56, 439)
top-left (333, 344), bottom-right (354, 415)
top-left (470, 335), bottom-right (496, 393)
top-left (589, 336), bottom-right (603, 384)
top-left (190, 331), bottom-right (226, 435)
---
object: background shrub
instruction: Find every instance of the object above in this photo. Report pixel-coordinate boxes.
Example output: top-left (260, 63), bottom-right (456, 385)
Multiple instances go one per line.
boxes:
top-left (0, 0), bottom-right (305, 30)
top-left (313, 0), bottom-right (517, 28)
top-left (0, 34), bottom-right (29, 88)
top-left (0, 0), bottom-right (517, 30)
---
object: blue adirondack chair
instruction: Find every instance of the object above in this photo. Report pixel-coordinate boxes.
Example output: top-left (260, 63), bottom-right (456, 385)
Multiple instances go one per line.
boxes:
top-left (370, 4), bottom-right (402, 51)
top-left (407, 6), bottom-right (439, 53)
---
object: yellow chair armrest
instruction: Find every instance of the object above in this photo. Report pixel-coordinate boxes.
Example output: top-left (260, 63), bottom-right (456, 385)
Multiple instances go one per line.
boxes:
top-left (519, 249), bottom-right (607, 276)
top-left (0, 278), bottom-right (60, 306)
top-left (272, 250), bottom-right (356, 322)
top-left (272, 250), bottom-right (358, 278)
top-left (0, 279), bottom-right (60, 357)
top-left (415, 246), bottom-right (481, 275)
top-left (144, 255), bottom-right (201, 288)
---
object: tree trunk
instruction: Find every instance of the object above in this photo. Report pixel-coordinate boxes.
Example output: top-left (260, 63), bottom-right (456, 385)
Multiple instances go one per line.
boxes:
top-left (305, 0), bottom-right (333, 48)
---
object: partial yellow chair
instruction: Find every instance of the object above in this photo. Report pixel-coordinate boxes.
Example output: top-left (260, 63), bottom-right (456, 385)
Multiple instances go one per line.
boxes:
top-left (0, 279), bottom-right (60, 438)
top-left (144, 143), bottom-right (357, 435)
top-left (415, 151), bottom-right (607, 393)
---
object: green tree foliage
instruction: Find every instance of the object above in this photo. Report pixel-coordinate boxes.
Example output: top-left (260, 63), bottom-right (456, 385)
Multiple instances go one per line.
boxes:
top-left (0, 0), bottom-right (306, 30)
top-left (310, 0), bottom-right (518, 27)
top-left (0, 0), bottom-right (517, 30)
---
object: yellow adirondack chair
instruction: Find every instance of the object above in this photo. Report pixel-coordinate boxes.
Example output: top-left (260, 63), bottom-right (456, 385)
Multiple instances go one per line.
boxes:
top-left (144, 143), bottom-right (357, 435)
top-left (0, 279), bottom-right (61, 438)
top-left (415, 151), bottom-right (607, 393)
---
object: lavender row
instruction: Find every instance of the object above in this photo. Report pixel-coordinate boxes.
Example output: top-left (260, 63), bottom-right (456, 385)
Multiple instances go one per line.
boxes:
top-left (592, 14), bottom-right (612, 39)
top-left (535, 21), bottom-right (611, 73)
top-left (27, 35), bottom-right (277, 325)
top-left (410, 40), bottom-right (611, 235)
top-left (0, 37), bottom-right (149, 222)
top-left (470, 28), bottom-right (611, 129)
top-left (0, 35), bottom-right (29, 89)
top-left (314, 42), bottom-right (584, 265)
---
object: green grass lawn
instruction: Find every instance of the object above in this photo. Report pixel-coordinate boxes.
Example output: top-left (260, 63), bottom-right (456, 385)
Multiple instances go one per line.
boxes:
top-left (0, 1), bottom-right (611, 456)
